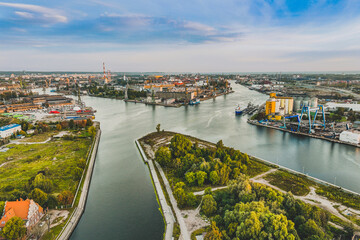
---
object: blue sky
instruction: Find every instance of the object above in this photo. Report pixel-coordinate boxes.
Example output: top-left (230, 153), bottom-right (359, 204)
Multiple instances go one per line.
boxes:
top-left (0, 0), bottom-right (359, 72)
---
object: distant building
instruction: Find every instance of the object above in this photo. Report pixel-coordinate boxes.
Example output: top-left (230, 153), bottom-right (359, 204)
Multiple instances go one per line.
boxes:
top-left (0, 124), bottom-right (21, 138)
top-left (0, 199), bottom-right (44, 230)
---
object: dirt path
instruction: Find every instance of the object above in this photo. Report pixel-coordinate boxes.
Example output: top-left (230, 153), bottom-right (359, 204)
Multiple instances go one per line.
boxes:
top-left (181, 207), bottom-right (209, 235)
top-left (251, 168), bottom-right (277, 180)
top-left (192, 168), bottom-right (277, 196)
top-left (15, 137), bottom-right (52, 145)
top-left (252, 175), bottom-right (358, 226)
top-left (193, 186), bottom-right (228, 196)
top-left (0, 160), bottom-right (15, 168)
top-left (49, 210), bottom-right (69, 228)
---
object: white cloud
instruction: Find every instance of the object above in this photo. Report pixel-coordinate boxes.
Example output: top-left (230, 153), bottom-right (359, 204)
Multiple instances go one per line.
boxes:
top-left (0, 2), bottom-right (67, 23)
top-left (182, 21), bottom-right (215, 34)
top-left (15, 11), bottom-right (34, 19)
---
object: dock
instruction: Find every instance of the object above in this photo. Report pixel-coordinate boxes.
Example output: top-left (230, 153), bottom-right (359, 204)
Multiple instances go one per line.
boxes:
top-left (248, 119), bottom-right (360, 148)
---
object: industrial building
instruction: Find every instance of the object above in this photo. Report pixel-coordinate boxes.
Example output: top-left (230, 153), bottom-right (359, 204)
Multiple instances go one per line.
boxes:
top-left (293, 97), bottom-right (319, 112)
top-left (265, 93), bottom-right (294, 120)
top-left (0, 124), bottom-right (21, 138)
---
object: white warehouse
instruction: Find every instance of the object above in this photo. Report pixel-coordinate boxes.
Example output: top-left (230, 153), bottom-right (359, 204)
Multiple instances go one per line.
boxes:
top-left (339, 131), bottom-right (360, 145)
top-left (0, 124), bottom-right (22, 138)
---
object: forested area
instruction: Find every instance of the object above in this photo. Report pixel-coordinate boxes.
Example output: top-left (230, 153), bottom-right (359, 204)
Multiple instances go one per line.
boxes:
top-left (154, 134), bottom-right (355, 239)
top-left (87, 84), bottom-right (147, 100)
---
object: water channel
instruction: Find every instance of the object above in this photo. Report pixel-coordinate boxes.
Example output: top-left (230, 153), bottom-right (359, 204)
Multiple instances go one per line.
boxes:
top-left (69, 83), bottom-right (360, 239)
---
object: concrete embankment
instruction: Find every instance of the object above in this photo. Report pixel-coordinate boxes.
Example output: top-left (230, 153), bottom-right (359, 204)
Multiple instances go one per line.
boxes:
top-left (56, 127), bottom-right (101, 240)
top-left (248, 119), bottom-right (360, 148)
top-left (135, 140), bottom-right (176, 240)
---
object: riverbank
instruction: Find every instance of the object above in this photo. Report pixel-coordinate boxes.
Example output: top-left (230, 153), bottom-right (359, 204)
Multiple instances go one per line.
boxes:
top-left (138, 131), bottom-right (360, 239)
top-left (247, 119), bottom-right (360, 148)
top-left (55, 124), bottom-right (101, 240)
top-left (91, 90), bottom-right (234, 108)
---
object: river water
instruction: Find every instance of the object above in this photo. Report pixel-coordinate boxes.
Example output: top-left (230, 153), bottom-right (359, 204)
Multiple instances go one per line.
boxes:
top-left (68, 83), bottom-right (360, 239)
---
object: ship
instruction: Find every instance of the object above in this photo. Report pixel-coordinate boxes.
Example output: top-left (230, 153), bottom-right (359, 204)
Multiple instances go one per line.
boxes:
top-left (189, 99), bottom-right (200, 105)
top-left (235, 105), bottom-right (243, 115)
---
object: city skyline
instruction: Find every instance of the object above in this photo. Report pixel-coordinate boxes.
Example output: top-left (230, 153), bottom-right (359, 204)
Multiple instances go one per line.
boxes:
top-left (0, 0), bottom-right (359, 72)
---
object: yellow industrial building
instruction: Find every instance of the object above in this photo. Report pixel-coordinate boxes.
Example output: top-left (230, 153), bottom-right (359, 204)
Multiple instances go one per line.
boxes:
top-left (265, 93), bottom-right (294, 120)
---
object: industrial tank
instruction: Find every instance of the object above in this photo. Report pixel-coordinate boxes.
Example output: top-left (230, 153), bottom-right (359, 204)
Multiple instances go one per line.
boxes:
top-left (310, 97), bottom-right (318, 108)
top-left (294, 98), bottom-right (301, 111)
top-left (303, 97), bottom-right (310, 107)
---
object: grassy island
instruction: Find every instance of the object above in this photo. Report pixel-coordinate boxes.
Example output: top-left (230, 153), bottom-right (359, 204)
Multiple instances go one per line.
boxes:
top-left (139, 131), bottom-right (360, 240)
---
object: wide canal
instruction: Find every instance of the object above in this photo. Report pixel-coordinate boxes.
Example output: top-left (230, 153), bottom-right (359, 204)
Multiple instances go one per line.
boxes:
top-left (70, 83), bottom-right (360, 239)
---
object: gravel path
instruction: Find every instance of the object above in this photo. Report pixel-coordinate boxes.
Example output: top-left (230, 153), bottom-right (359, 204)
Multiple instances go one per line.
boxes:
top-left (155, 161), bottom-right (191, 240)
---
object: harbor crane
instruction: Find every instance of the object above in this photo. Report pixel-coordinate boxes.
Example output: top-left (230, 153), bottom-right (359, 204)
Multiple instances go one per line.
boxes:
top-left (297, 105), bottom-right (326, 133)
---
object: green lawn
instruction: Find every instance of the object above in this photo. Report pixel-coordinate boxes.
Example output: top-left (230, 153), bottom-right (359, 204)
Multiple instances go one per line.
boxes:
top-left (0, 136), bottom-right (92, 200)
top-left (316, 185), bottom-right (360, 210)
top-left (264, 170), bottom-right (314, 196)
top-left (245, 157), bottom-right (271, 177)
top-left (20, 131), bottom-right (57, 142)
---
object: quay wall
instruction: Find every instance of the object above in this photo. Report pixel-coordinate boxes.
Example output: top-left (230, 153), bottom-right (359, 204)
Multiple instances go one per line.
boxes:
top-left (135, 140), bottom-right (175, 240)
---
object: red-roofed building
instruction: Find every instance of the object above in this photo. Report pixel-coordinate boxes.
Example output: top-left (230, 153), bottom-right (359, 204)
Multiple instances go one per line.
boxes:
top-left (0, 199), bottom-right (44, 230)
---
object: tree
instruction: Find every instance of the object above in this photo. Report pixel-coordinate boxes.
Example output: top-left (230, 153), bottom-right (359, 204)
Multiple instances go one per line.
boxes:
top-left (0, 201), bottom-right (4, 212)
top-left (228, 173), bottom-right (252, 200)
top-left (156, 124), bottom-right (161, 133)
top-left (56, 123), bottom-right (62, 131)
top-left (57, 190), bottom-right (74, 205)
top-left (1, 216), bottom-right (27, 240)
top-left (186, 192), bottom-right (197, 207)
top-left (218, 164), bottom-right (230, 185)
top-left (201, 194), bottom-right (217, 216)
top-left (88, 126), bottom-right (96, 138)
top-left (155, 147), bottom-right (172, 167)
top-left (205, 221), bottom-right (222, 240)
top-left (204, 187), bottom-right (213, 195)
top-left (298, 219), bottom-right (325, 239)
top-left (223, 201), bottom-right (296, 240)
top-left (170, 134), bottom-right (193, 158)
top-left (33, 173), bottom-right (53, 193)
top-left (185, 172), bottom-right (196, 185)
top-left (45, 194), bottom-right (58, 209)
top-left (29, 188), bottom-right (48, 206)
top-left (86, 119), bottom-right (93, 126)
top-left (196, 171), bottom-right (207, 186)
top-left (216, 140), bottom-right (224, 149)
top-left (209, 171), bottom-right (220, 185)
top-left (173, 182), bottom-right (187, 208)
top-left (69, 119), bottom-right (75, 129)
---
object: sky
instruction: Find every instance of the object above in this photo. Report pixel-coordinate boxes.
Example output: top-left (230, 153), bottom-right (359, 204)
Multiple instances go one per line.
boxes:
top-left (0, 0), bottom-right (359, 72)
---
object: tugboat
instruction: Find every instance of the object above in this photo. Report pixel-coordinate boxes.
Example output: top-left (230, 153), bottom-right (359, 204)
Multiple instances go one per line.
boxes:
top-left (235, 105), bottom-right (243, 115)
top-left (189, 98), bottom-right (200, 105)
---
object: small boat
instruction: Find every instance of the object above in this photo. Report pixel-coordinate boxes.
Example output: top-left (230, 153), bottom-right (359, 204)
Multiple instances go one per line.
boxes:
top-left (189, 99), bottom-right (200, 105)
top-left (50, 90), bottom-right (56, 92)
top-left (235, 105), bottom-right (243, 115)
